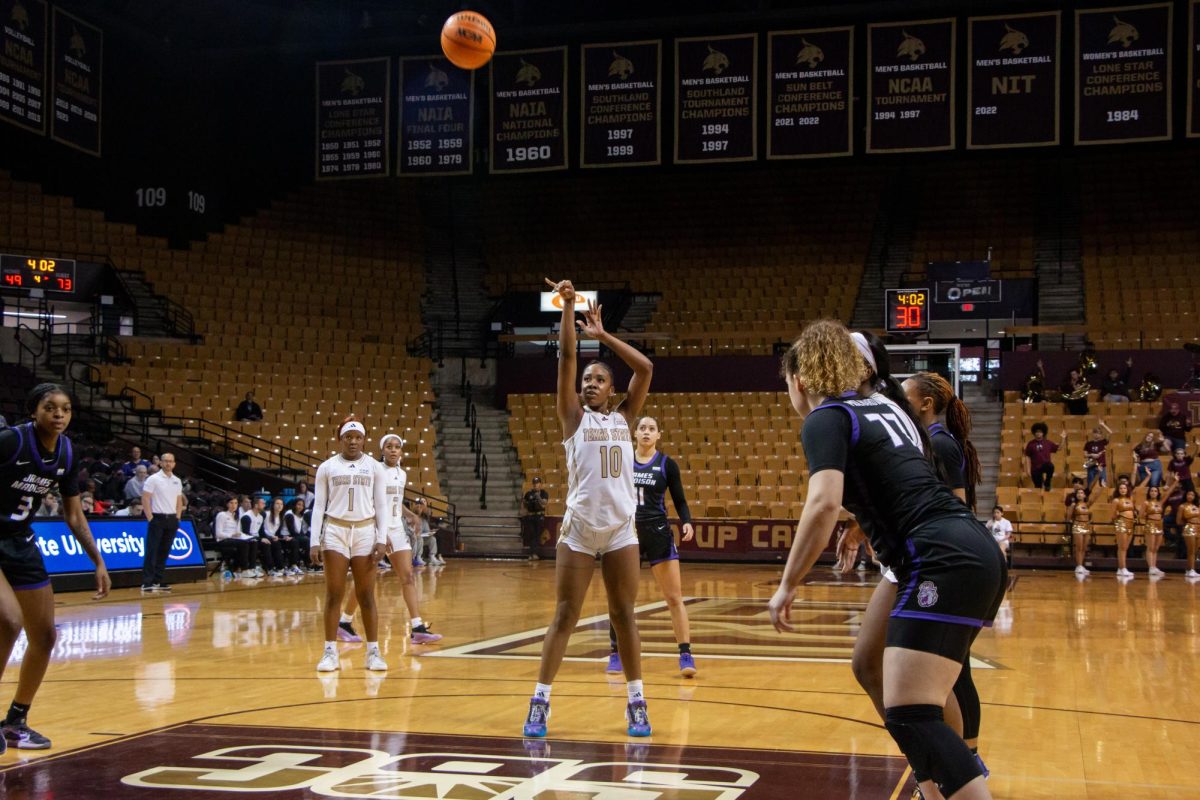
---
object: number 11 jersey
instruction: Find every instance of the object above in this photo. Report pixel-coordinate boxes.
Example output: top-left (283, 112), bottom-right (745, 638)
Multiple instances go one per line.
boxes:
top-left (563, 408), bottom-right (635, 530)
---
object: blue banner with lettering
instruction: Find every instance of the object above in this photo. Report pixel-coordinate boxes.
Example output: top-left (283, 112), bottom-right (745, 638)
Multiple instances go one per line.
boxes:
top-left (30, 519), bottom-right (204, 574)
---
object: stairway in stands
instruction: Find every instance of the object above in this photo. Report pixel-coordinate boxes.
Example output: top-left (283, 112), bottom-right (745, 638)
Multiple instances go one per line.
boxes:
top-left (962, 382), bottom-right (1002, 516)
top-left (1033, 159), bottom-right (1086, 351)
top-left (851, 168), bottom-right (919, 330)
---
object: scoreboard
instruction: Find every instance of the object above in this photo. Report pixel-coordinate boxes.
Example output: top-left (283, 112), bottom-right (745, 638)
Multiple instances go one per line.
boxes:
top-left (885, 288), bottom-right (929, 334)
top-left (1, 254), bottom-right (76, 293)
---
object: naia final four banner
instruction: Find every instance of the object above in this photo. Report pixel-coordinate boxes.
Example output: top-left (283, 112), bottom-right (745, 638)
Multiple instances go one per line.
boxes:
top-left (1189, 0), bottom-right (1200, 138)
top-left (767, 27), bottom-right (853, 158)
top-left (579, 40), bottom-right (661, 168)
top-left (1075, 3), bottom-right (1173, 145)
top-left (398, 57), bottom-right (473, 176)
top-left (489, 47), bottom-right (568, 173)
top-left (967, 12), bottom-right (1061, 149)
top-left (867, 18), bottom-right (955, 153)
top-left (674, 34), bottom-right (758, 164)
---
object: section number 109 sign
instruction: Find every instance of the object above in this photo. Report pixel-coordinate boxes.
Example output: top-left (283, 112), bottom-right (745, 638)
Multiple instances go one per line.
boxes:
top-left (886, 288), bottom-right (930, 334)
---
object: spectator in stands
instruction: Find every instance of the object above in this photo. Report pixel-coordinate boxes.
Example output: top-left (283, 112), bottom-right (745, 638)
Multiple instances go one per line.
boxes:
top-left (1023, 423), bottom-right (1066, 491)
top-left (404, 501), bottom-right (423, 567)
top-left (985, 506), bottom-right (1012, 566)
top-left (83, 480), bottom-right (110, 515)
top-left (1133, 432), bottom-right (1170, 488)
top-left (121, 445), bottom-right (152, 478)
top-left (148, 454), bottom-right (162, 475)
top-left (265, 497), bottom-right (302, 575)
top-left (1064, 475), bottom-right (1091, 507)
top-left (238, 494), bottom-right (252, 516)
top-left (124, 464), bottom-right (149, 503)
top-left (1083, 420), bottom-right (1113, 490)
top-left (1168, 441), bottom-right (1197, 497)
top-left (1164, 482), bottom-right (1186, 557)
top-left (1158, 399), bottom-right (1193, 452)
top-left (214, 496), bottom-right (256, 578)
top-left (1101, 358), bottom-right (1134, 403)
top-left (1061, 368), bottom-right (1090, 416)
top-left (35, 492), bottom-right (61, 518)
top-left (297, 481), bottom-right (315, 508)
top-left (235, 391), bottom-right (263, 422)
top-left (521, 477), bottom-right (549, 560)
top-left (113, 498), bottom-right (143, 518)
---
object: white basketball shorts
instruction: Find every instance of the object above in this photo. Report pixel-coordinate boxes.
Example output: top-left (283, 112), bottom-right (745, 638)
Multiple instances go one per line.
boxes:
top-left (558, 509), bottom-right (638, 557)
top-left (320, 519), bottom-right (378, 559)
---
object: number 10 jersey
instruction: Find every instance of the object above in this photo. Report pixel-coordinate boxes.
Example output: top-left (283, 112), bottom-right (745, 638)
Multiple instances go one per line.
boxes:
top-left (563, 408), bottom-right (636, 530)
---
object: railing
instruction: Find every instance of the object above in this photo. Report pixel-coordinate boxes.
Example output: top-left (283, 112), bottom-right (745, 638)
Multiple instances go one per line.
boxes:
top-left (479, 453), bottom-right (488, 509)
top-left (110, 267), bottom-right (198, 340)
top-left (14, 323), bottom-right (46, 371)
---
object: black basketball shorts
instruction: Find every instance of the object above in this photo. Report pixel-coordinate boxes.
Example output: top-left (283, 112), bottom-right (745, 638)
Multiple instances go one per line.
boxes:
top-left (636, 518), bottom-right (678, 565)
top-left (0, 530), bottom-right (51, 590)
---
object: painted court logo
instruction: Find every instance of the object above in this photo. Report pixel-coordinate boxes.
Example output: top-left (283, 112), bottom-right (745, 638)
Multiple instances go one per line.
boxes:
top-left (917, 580), bottom-right (939, 608)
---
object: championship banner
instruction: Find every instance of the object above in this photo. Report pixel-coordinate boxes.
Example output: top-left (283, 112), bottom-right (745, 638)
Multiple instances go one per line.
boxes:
top-left (1188, 0), bottom-right (1199, 137)
top-left (674, 33), bottom-right (757, 163)
top-left (580, 40), bottom-right (661, 168)
top-left (1075, 3), bottom-right (1173, 145)
top-left (0, 0), bottom-right (46, 134)
top-left (767, 27), bottom-right (853, 159)
top-left (398, 56), bottom-right (472, 176)
top-left (315, 57), bottom-right (389, 180)
top-left (967, 12), bottom-right (1061, 149)
top-left (50, 6), bottom-right (100, 156)
top-left (489, 46), bottom-right (568, 173)
top-left (867, 18), bottom-right (955, 153)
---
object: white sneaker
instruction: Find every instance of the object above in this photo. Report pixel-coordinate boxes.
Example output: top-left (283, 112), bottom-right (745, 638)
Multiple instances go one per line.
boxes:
top-left (317, 650), bottom-right (340, 672)
top-left (433, 556), bottom-right (446, 566)
top-left (1186, 570), bottom-right (1200, 579)
top-left (365, 651), bottom-right (388, 671)
top-left (1117, 568), bottom-right (1134, 578)
top-left (1149, 567), bottom-right (1165, 576)
top-left (1075, 565), bottom-right (1090, 577)
top-left (254, 567), bottom-right (265, 577)
top-left (239, 570), bottom-right (256, 579)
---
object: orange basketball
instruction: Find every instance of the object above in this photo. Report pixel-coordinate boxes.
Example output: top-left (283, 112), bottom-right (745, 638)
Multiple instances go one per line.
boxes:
top-left (440, 11), bottom-right (496, 70)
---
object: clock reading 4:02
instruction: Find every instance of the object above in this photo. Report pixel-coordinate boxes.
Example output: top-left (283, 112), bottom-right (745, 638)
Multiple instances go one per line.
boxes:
top-left (885, 288), bottom-right (930, 334)
top-left (0, 254), bottom-right (77, 293)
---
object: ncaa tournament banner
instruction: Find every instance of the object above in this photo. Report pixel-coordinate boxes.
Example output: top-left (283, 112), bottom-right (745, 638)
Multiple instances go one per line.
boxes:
top-left (1189, 0), bottom-right (1199, 137)
top-left (1075, 3), bottom-right (1172, 145)
top-left (398, 56), bottom-right (472, 176)
top-left (674, 33), bottom-right (757, 163)
top-left (767, 27), bottom-right (853, 159)
top-left (315, 57), bottom-right (389, 180)
top-left (50, 6), bottom-right (101, 156)
top-left (967, 12), bottom-right (1061, 149)
top-left (867, 18), bottom-right (955, 153)
top-left (580, 40), bottom-right (661, 168)
top-left (0, 0), bottom-right (47, 134)
top-left (489, 46), bottom-right (568, 173)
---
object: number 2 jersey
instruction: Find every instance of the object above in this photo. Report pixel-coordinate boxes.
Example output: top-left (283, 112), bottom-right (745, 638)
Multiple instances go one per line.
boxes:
top-left (0, 423), bottom-right (79, 536)
top-left (564, 408), bottom-right (636, 530)
top-left (801, 392), bottom-right (967, 569)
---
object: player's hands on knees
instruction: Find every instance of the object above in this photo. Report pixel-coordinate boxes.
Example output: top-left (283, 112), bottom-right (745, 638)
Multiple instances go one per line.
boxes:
top-left (310, 546), bottom-right (323, 566)
top-left (681, 523), bottom-right (695, 542)
top-left (94, 563), bottom-right (112, 599)
top-left (767, 583), bottom-right (797, 633)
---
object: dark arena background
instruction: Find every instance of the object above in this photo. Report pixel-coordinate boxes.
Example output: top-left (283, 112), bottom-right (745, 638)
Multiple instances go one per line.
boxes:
top-left (0, 1), bottom-right (1198, 798)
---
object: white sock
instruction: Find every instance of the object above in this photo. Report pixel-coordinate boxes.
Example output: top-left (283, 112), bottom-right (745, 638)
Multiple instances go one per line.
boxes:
top-left (627, 680), bottom-right (644, 704)
top-left (367, 641), bottom-right (379, 654)
top-left (411, 617), bottom-right (424, 629)
top-left (340, 612), bottom-right (354, 624)
top-left (324, 641), bottom-right (336, 653)
top-left (534, 683), bottom-right (552, 702)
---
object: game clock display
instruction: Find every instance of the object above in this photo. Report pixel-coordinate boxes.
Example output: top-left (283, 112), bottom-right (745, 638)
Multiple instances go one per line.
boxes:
top-left (885, 288), bottom-right (929, 334)
top-left (1, 254), bottom-right (77, 293)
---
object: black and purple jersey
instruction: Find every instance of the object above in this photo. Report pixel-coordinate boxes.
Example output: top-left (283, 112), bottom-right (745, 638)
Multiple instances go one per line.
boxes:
top-left (0, 423), bottom-right (78, 536)
top-left (632, 451), bottom-right (692, 526)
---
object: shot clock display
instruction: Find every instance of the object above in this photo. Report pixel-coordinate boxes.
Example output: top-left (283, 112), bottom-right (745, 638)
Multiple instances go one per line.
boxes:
top-left (885, 288), bottom-right (929, 334)
top-left (1, 254), bottom-right (77, 294)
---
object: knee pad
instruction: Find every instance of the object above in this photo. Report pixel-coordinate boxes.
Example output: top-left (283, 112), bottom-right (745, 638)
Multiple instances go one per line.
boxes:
top-left (952, 664), bottom-right (982, 742)
top-left (885, 704), bottom-right (981, 797)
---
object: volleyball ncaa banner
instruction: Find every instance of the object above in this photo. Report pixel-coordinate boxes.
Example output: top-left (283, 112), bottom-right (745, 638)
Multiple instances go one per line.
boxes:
top-left (674, 34), bottom-right (757, 163)
top-left (1188, 0), bottom-right (1199, 137)
top-left (50, 6), bottom-right (101, 156)
top-left (1075, 3), bottom-right (1172, 145)
top-left (967, 12), bottom-right (1061, 149)
top-left (489, 47), bottom-right (567, 173)
top-left (398, 56), bottom-right (473, 176)
top-left (767, 27), bottom-right (853, 159)
top-left (867, 19), bottom-right (955, 152)
top-left (580, 40), bottom-right (661, 168)
top-left (315, 57), bottom-right (389, 180)
top-left (0, 0), bottom-right (47, 134)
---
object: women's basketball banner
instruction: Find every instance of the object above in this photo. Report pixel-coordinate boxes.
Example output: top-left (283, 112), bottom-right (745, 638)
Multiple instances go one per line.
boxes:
top-left (580, 40), bottom-right (661, 168)
top-left (867, 18), bottom-right (955, 153)
top-left (1188, 0), bottom-right (1199, 137)
top-left (1075, 3), bottom-right (1172, 145)
top-left (315, 57), bottom-right (389, 180)
top-left (489, 47), bottom-right (568, 173)
top-left (398, 57), bottom-right (472, 176)
top-left (0, 0), bottom-right (47, 135)
top-left (50, 6), bottom-right (101, 156)
top-left (674, 34), bottom-right (757, 163)
top-left (967, 12), bottom-right (1061, 149)
top-left (767, 27), bottom-right (853, 159)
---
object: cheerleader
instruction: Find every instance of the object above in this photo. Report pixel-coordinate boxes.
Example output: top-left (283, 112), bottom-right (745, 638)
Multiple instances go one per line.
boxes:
top-left (1176, 490), bottom-right (1200, 578)
top-left (1141, 486), bottom-right (1165, 578)
top-left (1113, 483), bottom-right (1136, 579)
top-left (523, 279), bottom-right (654, 739)
top-left (310, 417), bottom-right (390, 672)
top-left (1069, 487), bottom-right (1093, 578)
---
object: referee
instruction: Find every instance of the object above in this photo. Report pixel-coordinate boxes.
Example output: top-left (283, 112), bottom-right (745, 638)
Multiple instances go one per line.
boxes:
top-left (141, 452), bottom-right (183, 594)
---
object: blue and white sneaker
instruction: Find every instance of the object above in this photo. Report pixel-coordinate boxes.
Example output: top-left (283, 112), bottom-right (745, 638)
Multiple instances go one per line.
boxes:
top-left (625, 700), bottom-right (651, 737)
top-left (2, 722), bottom-right (51, 750)
top-left (523, 698), bottom-right (550, 738)
top-left (605, 651), bottom-right (623, 674)
top-left (679, 652), bottom-right (697, 677)
top-left (974, 752), bottom-right (990, 780)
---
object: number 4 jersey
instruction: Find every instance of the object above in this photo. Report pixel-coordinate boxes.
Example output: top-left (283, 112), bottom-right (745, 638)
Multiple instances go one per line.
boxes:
top-left (564, 408), bottom-right (636, 530)
top-left (0, 423), bottom-right (79, 535)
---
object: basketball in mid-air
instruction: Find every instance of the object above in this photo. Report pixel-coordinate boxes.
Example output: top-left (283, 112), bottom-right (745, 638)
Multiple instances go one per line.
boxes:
top-left (440, 11), bottom-right (496, 70)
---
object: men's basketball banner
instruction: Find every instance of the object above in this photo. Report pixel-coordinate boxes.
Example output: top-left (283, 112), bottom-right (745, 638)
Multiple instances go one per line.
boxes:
top-left (580, 40), bottom-right (661, 168)
top-left (968, 12), bottom-right (1061, 149)
top-left (315, 57), bottom-right (389, 180)
top-left (50, 6), bottom-right (101, 156)
top-left (674, 34), bottom-right (757, 163)
top-left (0, 0), bottom-right (47, 135)
top-left (1188, 0), bottom-right (1199, 137)
top-left (398, 56), bottom-right (472, 176)
top-left (767, 27), bottom-right (853, 159)
top-left (1075, 3), bottom-right (1172, 145)
top-left (489, 47), bottom-right (567, 173)
top-left (867, 18), bottom-right (955, 153)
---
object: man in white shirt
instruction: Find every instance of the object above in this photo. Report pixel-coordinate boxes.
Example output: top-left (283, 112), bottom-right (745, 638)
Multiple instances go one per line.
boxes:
top-left (114, 498), bottom-right (143, 518)
top-left (141, 452), bottom-right (184, 594)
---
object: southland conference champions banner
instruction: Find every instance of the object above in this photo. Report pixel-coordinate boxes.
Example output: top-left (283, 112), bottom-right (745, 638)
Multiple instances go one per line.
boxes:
top-left (968, 12), bottom-right (1061, 149)
top-left (867, 18), bottom-right (956, 152)
top-left (580, 40), bottom-right (661, 168)
top-left (767, 27), bottom-right (853, 158)
top-left (489, 46), bottom-right (568, 173)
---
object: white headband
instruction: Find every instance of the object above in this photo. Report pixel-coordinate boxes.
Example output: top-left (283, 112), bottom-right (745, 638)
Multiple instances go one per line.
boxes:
top-left (850, 332), bottom-right (879, 377)
top-left (339, 420), bottom-right (366, 437)
top-left (379, 433), bottom-right (404, 450)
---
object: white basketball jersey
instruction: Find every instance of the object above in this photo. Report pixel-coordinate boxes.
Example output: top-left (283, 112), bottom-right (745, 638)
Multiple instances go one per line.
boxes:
top-left (564, 408), bottom-right (636, 529)
top-left (309, 454), bottom-right (389, 544)
top-left (381, 460), bottom-right (407, 534)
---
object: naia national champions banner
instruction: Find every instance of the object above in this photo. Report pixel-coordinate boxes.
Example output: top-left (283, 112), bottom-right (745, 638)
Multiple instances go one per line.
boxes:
top-left (968, 12), bottom-right (1061, 149)
top-left (579, 40), bottom-right (661, 168)
top-left (489, 47), bottom-right (568, 173)
top-left (674, 34), bottom-right (758, 163)
top-left (1189, 0), bottom-right (1200, 138)
top-left (867, 18), bottom-right (955, 152)
top-left (1075, 3), bottom-right (1173, 145)
top-left (397, 56), bottom-right (473, 176)
top-left (767, 27), bottom-right (853, 158)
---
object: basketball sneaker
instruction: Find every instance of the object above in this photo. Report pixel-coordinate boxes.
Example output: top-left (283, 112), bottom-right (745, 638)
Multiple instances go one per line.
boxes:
top-left (365, 651), bottom-right (388, 671)
top-left (1149, 566), bottom-right (1165, 577)
top-left (679, 652), bottom-right (697, 677)
top-left (1186, 569), bottom-right (1200, 579)
top-left (3, 722), bottom-right (51, 750)
top-left (605, 651), bottom-right (623, 674)
top-left (317, 650), bottom-right (340, 672)
top-left (625, 700), bottom-right (651, 737)
top-left (337, 621), bottom-right (362, 642)
top-left (411, 624), bottom-right (442, 644)
top-left (1074, 565), bottom-right (1090, 577)
top-left (523, 698), bottom-right (550, 738)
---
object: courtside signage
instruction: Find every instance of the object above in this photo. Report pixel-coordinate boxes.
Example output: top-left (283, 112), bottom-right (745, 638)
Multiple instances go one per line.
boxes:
top-left (32, 518), bottom-right (204, 574)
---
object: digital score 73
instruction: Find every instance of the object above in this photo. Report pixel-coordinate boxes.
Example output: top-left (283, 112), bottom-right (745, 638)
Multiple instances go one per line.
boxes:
top-left (0, 254), bottom-right (77, 294)
top-left (885, 288), bottom-right (929, 334)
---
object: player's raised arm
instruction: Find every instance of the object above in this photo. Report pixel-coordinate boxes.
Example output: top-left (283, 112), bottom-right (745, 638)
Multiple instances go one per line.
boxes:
top-left (547, 278), bottom-right (584, 438)
top-left (581, 299), bottom-right (653, 420)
